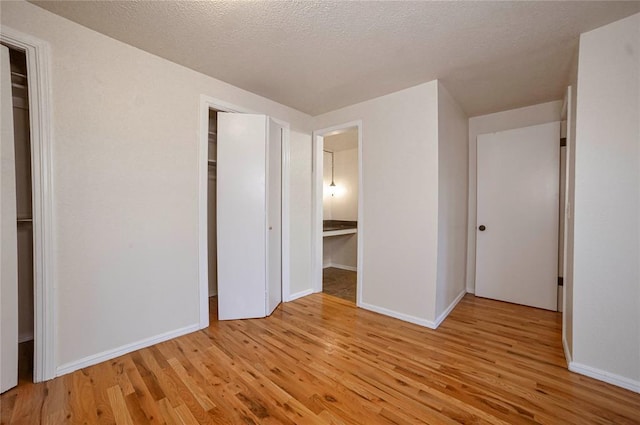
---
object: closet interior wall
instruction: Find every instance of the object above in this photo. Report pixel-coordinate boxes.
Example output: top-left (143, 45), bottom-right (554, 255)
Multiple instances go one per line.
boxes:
top-left (8, 47), bottom-right (34, 369)
top-left (208, 110), bottom-right (218, 297)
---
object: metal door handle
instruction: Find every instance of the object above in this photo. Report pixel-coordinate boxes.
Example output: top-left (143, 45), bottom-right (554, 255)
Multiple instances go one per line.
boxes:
top-left (478, 225), bottom-right (486, 231)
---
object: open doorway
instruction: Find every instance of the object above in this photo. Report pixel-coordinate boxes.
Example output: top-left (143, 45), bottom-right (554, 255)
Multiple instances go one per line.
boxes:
top-left (1, 44), bottom-right (35, 390)
top-left (1, 28), bottom-right (55, 388)
top-left (313, 122), bottom-right (363, 305)
top-left (206, 109), bottom-right (219, 321)
top-left (1, 28), bottom-right (55, 387)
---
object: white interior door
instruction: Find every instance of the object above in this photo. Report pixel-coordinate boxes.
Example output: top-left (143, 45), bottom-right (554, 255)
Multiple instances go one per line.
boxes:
top-left (217, 113), bottom-right (272, 320)
top-left (1, 45), bottom-right (19, 393)
top-left (476, 122), bottom-right (560, 311)
top-left (216, 113), bottom-right (283, 320)
top-left (266, 119), bottom-right (282, 315)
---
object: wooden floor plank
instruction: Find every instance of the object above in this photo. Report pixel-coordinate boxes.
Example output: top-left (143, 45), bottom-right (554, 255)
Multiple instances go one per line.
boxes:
top-left (2, 293), bottom-right (639, 424)
top-left (107, 385), bottom-right (135, 425)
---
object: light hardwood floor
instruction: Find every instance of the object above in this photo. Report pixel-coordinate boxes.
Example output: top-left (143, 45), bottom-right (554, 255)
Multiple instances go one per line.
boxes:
top-left (2, 294), bottom-right (639, 424)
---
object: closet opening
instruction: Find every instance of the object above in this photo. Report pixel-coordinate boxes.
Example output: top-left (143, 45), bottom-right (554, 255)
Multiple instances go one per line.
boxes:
top-left (199, 100), bottom-right (288, 324)
top-left (313, 124), bottom-right (362, 305)
top-left (1, 45), bottom-right (35, 386)
top-left (207, 108), bottom-right (219, 321)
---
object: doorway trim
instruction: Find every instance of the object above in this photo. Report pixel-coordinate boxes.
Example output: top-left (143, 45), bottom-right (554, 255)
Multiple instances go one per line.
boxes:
top-left (198, 95), bottom-right (291, 327)
top-left (311, 120), bottom-right (363, 306)
top-left (1, 26), bottom-right (56, 382)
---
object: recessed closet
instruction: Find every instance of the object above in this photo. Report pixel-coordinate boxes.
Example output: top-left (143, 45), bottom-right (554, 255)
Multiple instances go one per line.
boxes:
top-left (207, 110), bottom-right (218, 305)
top-left (215, 112), bottom-right (284, 320)
top-left (1, 44), bottom-right (35, 391)
top-left (207, 110), bottom-right (285, 320)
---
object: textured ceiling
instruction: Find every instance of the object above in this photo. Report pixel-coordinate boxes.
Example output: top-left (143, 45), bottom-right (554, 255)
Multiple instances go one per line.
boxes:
top-left (30, 1), bottom-right (640, 117)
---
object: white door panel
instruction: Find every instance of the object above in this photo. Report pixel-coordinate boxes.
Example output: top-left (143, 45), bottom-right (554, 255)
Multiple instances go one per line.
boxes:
top-left (476, 122), bottom-right (560, 311)
top-left (217, 113), bottom-right (268, 320)
top-left (1, 45), bottom-right (19, 393)
top-left (266, 119), bottom-right (282, 315)
top-left (216, 113), bottom-right (283, 320)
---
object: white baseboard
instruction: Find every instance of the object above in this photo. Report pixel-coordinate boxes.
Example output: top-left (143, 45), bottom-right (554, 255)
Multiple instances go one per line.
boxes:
top-left (563, 337), bottom-right (639, 393)
top-left (358, 291), bottom-right (465, 331)
top-left (323, 262), bottom-right (357, 272)
top-left (56, 323), bottom-right (200, 377)
top-left (568, 361), bottom-right (640, 394)
top-left (433, 289), bottom-right (466, 328)
top-left (331, 263), bottom-right (357, 272)
top-left (286, 288), bottom-right (313, 302)
top-left (359, 302), bottom-right (437, 329)
top-left (562, 337), bottom-right (572, 365)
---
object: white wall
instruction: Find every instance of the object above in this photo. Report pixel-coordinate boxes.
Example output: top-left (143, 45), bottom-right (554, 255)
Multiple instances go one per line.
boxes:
top-left (331, 148), bottom-right (359, 221)
top-left (289, 130), bottom-right (313, 298)
top-left (466, 100), bottom-right (562, 293)
top-left (436, 82), bottom-right (468, 318)
top-left (322, 146), bottom-right (358, 220)
top-left (572, 13), bottom-right (640, 387)
top-left (314, 81), bottom-right (440, 325)
top-left (323, 235), bottom-right (357, 270)
top-left (322, 145), bottom-right (359, 222)
top-left (322, 151), bottom-right (333, 220)
top-left (1, 1), bottom-right (312, 371)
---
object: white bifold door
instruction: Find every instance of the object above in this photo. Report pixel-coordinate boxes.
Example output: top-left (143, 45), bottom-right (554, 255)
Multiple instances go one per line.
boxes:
top-left (1, 45), bottom-right (19, 393)
top-left (476, 122), bottom-right (560, 311)
top-left (216, 113), bottom-right (283, 320)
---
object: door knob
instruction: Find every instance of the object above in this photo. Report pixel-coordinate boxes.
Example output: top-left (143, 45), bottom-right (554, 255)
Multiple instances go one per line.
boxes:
top-left (478, 225), bottom-right (486, 231)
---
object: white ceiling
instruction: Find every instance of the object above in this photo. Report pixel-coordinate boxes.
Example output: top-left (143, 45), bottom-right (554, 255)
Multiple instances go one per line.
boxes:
top-left (324, 127), bottom-right (358, 152)
top-left (30, 1), bottom-right (640, 117)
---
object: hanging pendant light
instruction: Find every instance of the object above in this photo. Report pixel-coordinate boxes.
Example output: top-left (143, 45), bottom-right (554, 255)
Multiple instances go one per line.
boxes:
top-left (330, 151), bottom-right (337, 197)
top-left (323, 149), bottom-right (338, 197)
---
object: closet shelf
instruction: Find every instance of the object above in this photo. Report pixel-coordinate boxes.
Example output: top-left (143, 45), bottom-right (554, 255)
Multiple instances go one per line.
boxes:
top-left (17, 217), bottom-right (32, 223)
top-left (208, 159), bottom-right (217, 166)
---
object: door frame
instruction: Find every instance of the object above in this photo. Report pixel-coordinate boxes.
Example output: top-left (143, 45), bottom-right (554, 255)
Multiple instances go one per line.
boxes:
top-left (311, 121), bottom-right (364, 305)
top-left (198, 95), bottom-right (290, 327)
top-left (561, 85), bottom-right (573, 352)
top-left (0, 26), bottom-right (56, 382)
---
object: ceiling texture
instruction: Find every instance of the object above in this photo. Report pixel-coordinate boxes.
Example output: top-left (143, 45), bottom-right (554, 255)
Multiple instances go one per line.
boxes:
top-left (31, 1), bottom-right (640, 117)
